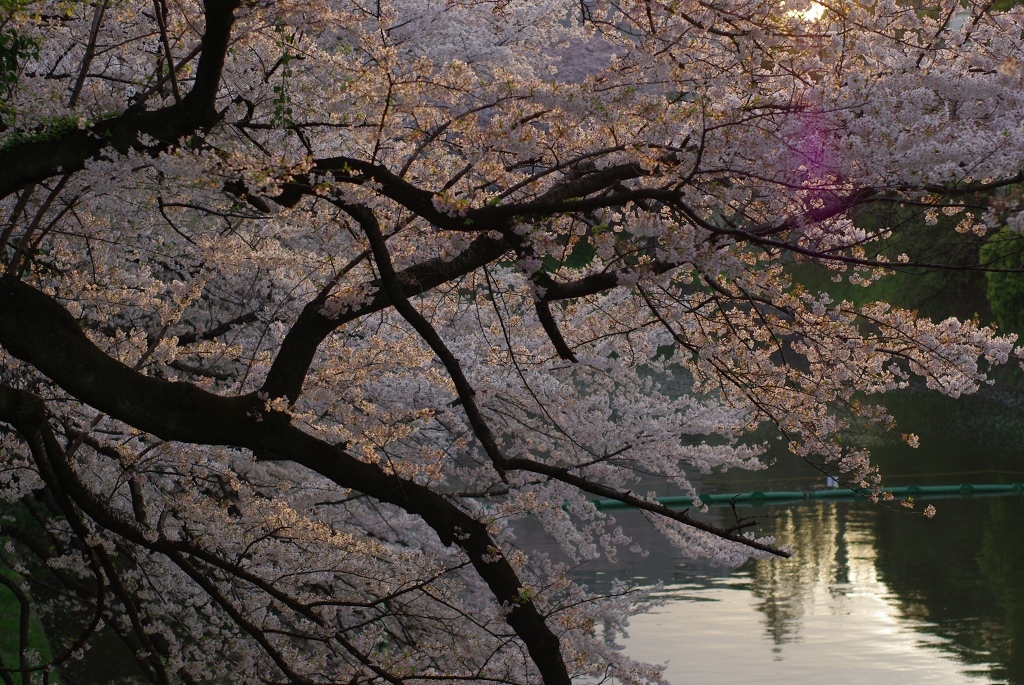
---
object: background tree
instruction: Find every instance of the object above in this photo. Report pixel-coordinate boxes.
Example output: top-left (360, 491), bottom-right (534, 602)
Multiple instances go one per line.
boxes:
top-left (0, 0), bottom-right (1022, 683)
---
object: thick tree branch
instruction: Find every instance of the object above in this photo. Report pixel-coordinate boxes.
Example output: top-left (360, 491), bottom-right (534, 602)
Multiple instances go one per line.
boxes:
top-left (534, 299), bottom-right (578, 362)
top-left (0, 278), bottom-right (571, 685)
top-left (0, 0), bottom-right (241, 199)
top-left (259, 179), bottom-right (890, 404)
top-left (275, 158), bottom-right (650, 233)
top-left (261, 231), bottom-right (512, 402)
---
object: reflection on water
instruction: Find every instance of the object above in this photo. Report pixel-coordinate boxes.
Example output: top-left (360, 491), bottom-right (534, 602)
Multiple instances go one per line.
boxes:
top-left (979, 501), bottom-right (1024, 681)
top-left (871, 496), bottom-right (1024, 684)
top-left (534, 386), bottom-right (1024, 684)
top-left (749, 504), bottom-right (846, 648)
top-left (483, 382), bottom-right (1024, 682)
top-left (615, 499), bottom-right (1021, 684)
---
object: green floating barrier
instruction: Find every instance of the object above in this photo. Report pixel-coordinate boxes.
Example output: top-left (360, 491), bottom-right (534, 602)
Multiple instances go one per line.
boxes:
top-left (590, 483), bottom-right (1024, 510)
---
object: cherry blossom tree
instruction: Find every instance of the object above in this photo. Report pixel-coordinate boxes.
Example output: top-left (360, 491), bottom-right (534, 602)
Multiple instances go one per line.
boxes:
top-left (0, 0), bottom-right (1022, 682)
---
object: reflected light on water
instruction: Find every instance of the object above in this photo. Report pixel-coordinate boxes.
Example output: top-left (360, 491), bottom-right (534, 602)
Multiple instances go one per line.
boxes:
top-left (621, 504), bottom-right (998, 684)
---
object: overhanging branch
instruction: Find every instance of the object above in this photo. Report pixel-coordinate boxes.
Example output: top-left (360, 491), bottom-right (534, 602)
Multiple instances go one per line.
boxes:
top-left (0, 0), bottom-right (241, 199)
top-left (0, 277), bottom-right (571, 685)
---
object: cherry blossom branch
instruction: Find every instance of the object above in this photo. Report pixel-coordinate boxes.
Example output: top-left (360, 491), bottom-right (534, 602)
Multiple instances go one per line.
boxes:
top-left (0, 393), bottom-right (175, 685)
top-left (352, 202), bottom-right (512, 481)
top-left (67, 0), bottom-right (109, 109)
top-left (500, 457), bottom-right (788, 557)
top-left (261, 231), bottom-right (512, 402)
top-left (533, 299), bottom-right (579, 362)
top-left (175, 310), bottom-right (259, 346)
top-left (0, 277), bottom-right (572, 685)
top-left (0, 0), bottom-right (241, 198)
top-left (257, 162), bottom-right (1019, 412)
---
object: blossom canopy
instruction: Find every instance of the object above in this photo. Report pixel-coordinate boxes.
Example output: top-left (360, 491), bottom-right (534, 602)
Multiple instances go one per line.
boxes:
top-left (0, 0), bottom-right (1022, 683)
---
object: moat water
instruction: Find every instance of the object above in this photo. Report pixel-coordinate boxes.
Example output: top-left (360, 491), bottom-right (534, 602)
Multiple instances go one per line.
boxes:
top-left (521, 385), bottom-right (1024, 684)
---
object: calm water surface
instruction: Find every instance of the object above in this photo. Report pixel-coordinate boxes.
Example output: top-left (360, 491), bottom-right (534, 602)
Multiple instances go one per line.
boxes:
top-left (524, 386), bottom-right (1024, 684)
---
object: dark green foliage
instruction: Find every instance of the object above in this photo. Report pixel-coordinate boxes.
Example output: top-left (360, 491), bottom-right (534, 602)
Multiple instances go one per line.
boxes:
top-left (0, 28), bottom-right (34, 94)
top-left (792, 200), bottom-right (991, 323)
top-left (0, 0), bottom-right (38, 115)
top-left (980, 228), bottom-right (1024, 339)
top-left (0, 566), bottom-right (55, 684)
top-left (0, 116), bottom-right (80, 150)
